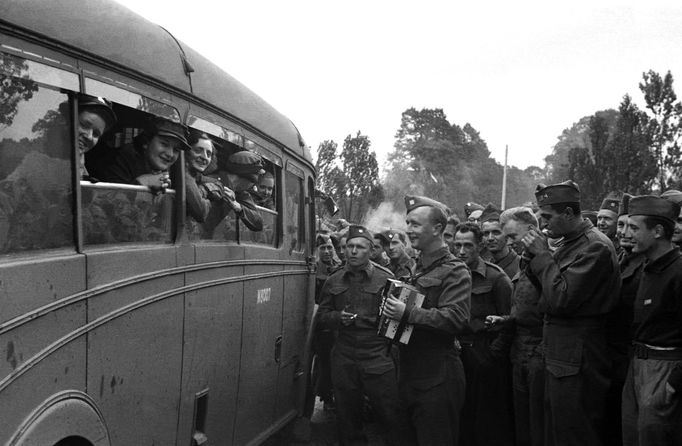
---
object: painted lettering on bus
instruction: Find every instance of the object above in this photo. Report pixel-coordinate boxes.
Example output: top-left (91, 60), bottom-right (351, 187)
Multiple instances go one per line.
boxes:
top-left (257, 288), bottom-right (271, 304)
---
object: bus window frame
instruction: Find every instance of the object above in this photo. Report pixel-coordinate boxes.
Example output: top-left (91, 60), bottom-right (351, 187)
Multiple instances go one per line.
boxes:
top-left (284, 161), bottom-right (306, 254)
top-left (187, 114), bottom-right (244, 149)
top-left (76, 87), bottom-right (185, 250)
top-left (0, 50), bottom-right (81, 257)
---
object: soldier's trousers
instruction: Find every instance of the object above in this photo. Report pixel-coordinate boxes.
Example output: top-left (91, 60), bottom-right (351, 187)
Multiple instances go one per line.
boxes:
top-left (622, 357), bottom-right (682, 446)
top-left (399, 353), bottom-right (466, 446)
top-left (460, 338), bottom-right (515, 446)
top-left (331, 348), bottom-right (404, 446)
top-left (543, 325), bottom-right (611, 446)
top-left (512, 345), bottom-right (544, 446)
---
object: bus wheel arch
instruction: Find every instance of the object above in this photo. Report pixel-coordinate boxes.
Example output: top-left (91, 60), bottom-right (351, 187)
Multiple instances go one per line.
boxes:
top-left (9, 390), bottom-right (110, 446)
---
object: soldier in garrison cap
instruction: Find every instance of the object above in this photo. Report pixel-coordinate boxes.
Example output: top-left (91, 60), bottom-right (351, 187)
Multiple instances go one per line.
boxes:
top-left (603, 193), bottom-right (646, 446)
top-left (452, 222), bottom-right (514, 446)
top-left (371, 231), bottom-right (392, 269)
top-left (598, 196), bottom-right (621, 247)
top-left (481, 203), bottom-right (520, 279)
top-left (381, 195), bottom-right (471, 445)
top-left (311, 233), bottom-right (342, 412)
top-left (380, 229), bottom-right (415, 279)
top-left (661, 189), bottom-right (682, 249)
top-left (622, 196), bottom-right (682, 446)
top-left (317, 225), bottom-right (405, 445)
top-left (522, 180), bottom-right (621, 446)
top-left (465, 202), bottom-right (485, 224)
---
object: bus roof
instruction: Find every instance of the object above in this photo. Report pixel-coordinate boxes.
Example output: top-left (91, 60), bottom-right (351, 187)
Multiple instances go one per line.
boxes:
top-left (2, 0), bottom-right (310, 161)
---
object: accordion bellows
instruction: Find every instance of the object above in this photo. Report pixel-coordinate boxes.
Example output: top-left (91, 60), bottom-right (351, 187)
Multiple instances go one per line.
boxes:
top-left (378, 279), bottom-right (425, 344)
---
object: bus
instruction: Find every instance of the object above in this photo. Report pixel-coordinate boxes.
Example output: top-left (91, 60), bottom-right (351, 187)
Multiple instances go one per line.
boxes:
top-left (0, 1), bottom-right (317, 444)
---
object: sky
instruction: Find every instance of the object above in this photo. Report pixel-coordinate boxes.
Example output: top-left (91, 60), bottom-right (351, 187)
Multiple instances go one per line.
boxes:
top-left (113, 0), bottom-right (682, 172)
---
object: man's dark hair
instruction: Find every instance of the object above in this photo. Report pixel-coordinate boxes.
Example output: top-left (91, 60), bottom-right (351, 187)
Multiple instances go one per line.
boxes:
top-left (642, 216), bottom-right (675, 240)
top-left (454, 222), bottom-right (483, 244)
top-left (548, 202), bottom-right (581, 216)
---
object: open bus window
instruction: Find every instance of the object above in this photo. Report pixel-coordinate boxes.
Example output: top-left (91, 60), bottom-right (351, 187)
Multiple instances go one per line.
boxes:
top-left (239, 163), bottom-right (279, 246)
top-left (81, 100), bottom-right (179, 246)
top-left (184, 121), bottom-right (239, 242)
top-left (0, 52), bottom-right (75, 254)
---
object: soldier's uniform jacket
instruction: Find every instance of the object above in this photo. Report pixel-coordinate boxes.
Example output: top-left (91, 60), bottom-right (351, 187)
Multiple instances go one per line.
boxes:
top-left (317, 261), bottom-right (394, 371)
top-left (528, 219), bottom-right (621, 375)
top-left (510, 264), bottom-right (544, 362)
top-left (388, 252), bottom-right (415, 280)
top-left (495, 249), bottom-right (520, 280)
top-left (633, 248), bottom-right (682, 345)
top-left (401, 245), bottom-right (472, 382)
top-left (606, 251), bottom-right (645, 352)
top-left (461, 257), bottom-right (513, 358)
top-left (315, 258), bottom-right (341, 304)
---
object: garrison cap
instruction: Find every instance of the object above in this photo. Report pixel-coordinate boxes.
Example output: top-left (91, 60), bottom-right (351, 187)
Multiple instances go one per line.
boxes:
top-left (464, 202), bottom-right (485, 218)
top-left (581, 210), bottom-right (598, 226)
top-left (377, 229), bottom-right (405, 244)
top-left (316, 233), bottom-right (332, 247)
top-left (599, 197), bottom-right (620, 214)
top-left (78, 93), bottom-right (117, 131)
top-left (405, 195), bottom-right (448, 214)
top-left (374, 229), bottom-right (391, 244)
top-left (619, 193), bottom-right (633, 216)
top-left (226, 151), bottom-right (266, 182)
top-left (629, 195), bottom-right (680, 223)
top-left (660, 189), bottom-right (682, 206)
top-left (535, 180), bottom-right (580, 206)
top-left (150, 117), bottom-right (191, 150)
top-left (346, 225), bottom-right (374, 244)
top-left (480, 203), bottom-right (501, 223)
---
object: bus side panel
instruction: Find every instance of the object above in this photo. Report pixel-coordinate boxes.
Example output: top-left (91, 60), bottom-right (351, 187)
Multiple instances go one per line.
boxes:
top-left (0, 315), bottom-right (86, 445)
top-left (233, 265), bottom-right (284, 445)
top-left (85, 248), bottom-right (183, 445)
top-left (87, 295), bottom-right (184, 446)
top-left (176, 266), bottom-right (244, 445)
top-left (276, 267), bottom-right (313, 418)
top-left (0, 256), bottom-right (86, 326)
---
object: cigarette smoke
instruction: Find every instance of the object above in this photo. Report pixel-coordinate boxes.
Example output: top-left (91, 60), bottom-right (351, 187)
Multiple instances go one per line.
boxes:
top-left (362, 201), bottom-right (406, 233)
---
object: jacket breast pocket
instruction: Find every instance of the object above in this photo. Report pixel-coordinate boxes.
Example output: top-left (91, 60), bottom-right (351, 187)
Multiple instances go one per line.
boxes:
top-left (328, 286), bottom-right (348, 311)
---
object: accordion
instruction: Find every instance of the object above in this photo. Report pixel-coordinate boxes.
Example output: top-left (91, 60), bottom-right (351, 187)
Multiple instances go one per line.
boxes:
top-left (377, 279), bottom-right (425, 344)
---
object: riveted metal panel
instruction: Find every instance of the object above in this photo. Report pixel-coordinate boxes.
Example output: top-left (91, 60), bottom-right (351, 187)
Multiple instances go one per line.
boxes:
top-left (233, 265), bottom-right (284, 444)
top-left (176, 281), bottom-right (244, 446)
top-left (87, 294), bottom-right (184, 446)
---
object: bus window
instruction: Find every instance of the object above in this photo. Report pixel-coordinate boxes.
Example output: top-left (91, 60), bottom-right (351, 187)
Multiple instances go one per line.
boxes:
top-left (182, 121), bottom-right (244, 242)
top-left (239, 163), bottom-right (279, 246)
top-left (0, 52), bottom-right (76, 254)
top-left (285, 167), bottom-right (305, 253)
top-left (81, 100), bottom-right (180, 246)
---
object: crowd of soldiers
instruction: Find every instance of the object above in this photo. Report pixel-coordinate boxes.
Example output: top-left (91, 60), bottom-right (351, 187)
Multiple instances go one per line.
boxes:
top-left (311, 180), bottom-right (682, 446)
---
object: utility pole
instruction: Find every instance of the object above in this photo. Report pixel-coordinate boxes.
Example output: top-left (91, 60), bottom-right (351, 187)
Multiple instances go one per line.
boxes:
top-left (501, 144), bottom-right (508, 209)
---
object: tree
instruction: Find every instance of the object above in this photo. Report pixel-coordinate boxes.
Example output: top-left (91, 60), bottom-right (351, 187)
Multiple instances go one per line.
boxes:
top-left (315, 140), bottom-right (344, 198)
top-left (385, 107), bottom-right (535, 214)
top-left (603, 95), bottom-right (656, 194)
top-left (0, 56), bottom-right (39, 129)
top-left (340, 131), bottom-right (382, 222)
top-left (639, 70), bottom-right (682, 190)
